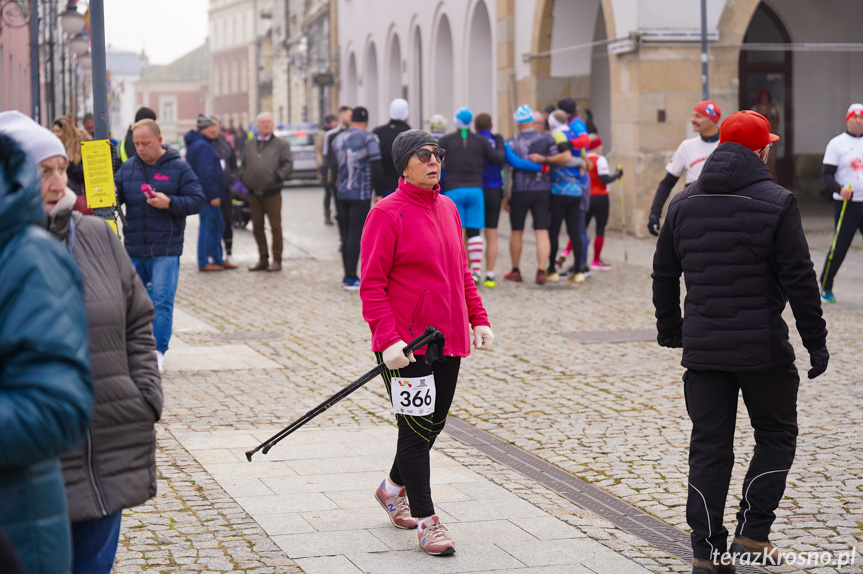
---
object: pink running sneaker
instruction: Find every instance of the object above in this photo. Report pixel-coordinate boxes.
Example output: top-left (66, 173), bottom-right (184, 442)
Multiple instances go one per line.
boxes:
top-left (590, 260), bottom-right (612, 271)
top-left (418, 515), bottom-right (455, 556)
top-left (374, 482), bottom-right (418, 529)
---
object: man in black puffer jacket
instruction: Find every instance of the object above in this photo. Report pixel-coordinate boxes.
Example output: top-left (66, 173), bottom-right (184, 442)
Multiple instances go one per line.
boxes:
top-left (652, 111), bottom-right (829, 573)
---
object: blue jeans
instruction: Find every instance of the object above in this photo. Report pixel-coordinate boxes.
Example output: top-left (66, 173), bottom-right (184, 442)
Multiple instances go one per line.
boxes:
top-left (131, 255), bottom-right (180, 353)
top-left (197, 204), bottom-right (225, 267)
top-left (71, 512), bottom-right (122, 574)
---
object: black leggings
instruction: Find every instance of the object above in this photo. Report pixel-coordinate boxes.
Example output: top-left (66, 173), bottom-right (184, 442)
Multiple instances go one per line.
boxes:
top-left (548, 194), bottom-right (583, 273)
top-left (585, 194), bottom-right (609, 237)
top-left (220, 195), bottom-right (233, 254)
top-left (337, 198), bottom-right (371, 281)
top-left (820, 199), bottom-right (863, 292)
top-left (376, 352), bottom-right (461, 518)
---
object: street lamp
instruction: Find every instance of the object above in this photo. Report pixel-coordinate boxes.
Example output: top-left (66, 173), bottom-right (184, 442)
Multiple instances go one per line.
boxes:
top-left (70, 33), bottom-right (89, 56)
top-left (59, 0), bottom-right (85, 35)
top-left (78, 51), bottom-right (92, 70)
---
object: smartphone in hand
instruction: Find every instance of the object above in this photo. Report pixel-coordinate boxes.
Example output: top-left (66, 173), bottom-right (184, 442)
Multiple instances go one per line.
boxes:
top-left (141, 184), bottom-right (155, 198)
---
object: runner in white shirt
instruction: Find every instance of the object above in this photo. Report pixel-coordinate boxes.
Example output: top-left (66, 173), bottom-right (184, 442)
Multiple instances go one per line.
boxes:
top-left (647, 100), bottom-right (722, 236)
top-left (818, 103), bottom-right (863, 303)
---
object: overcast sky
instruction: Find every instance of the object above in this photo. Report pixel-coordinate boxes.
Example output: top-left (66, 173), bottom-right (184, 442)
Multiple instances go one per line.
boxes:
top-left (103, 0), bottom-right (209, 65)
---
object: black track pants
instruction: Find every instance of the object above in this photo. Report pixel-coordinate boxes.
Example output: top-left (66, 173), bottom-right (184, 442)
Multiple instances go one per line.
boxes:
top-left (683, 366), bottom-right (799, 560)
top-left (820, 199), bottom-right (863, 292)
top-left (375, 353), bottom-right (461, 518)
top-left (548, 194), bottom-right (582, 273)
top-left (337, 198), bottom-right (371, 281)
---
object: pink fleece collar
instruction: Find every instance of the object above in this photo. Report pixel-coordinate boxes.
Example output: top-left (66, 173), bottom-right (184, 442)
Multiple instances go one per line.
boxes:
top-left (398, 178), bottom-right (439, 204)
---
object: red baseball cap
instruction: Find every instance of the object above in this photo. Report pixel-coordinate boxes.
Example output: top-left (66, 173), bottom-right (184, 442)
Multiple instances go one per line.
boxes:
top-left (693, 100), bottom-right (721, 124)
top-left (719, 110), bottom-right (780, 151)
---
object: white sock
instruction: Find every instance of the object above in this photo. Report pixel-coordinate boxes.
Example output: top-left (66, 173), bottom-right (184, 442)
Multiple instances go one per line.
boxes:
top-left (382, 479), bottom-right (402, 496)
top-left (467, 235), bottom-right (484, 275)
top-left (486, 271), bottom-right (495, 280)
top-left (417, 516), bottom-right (433, 532)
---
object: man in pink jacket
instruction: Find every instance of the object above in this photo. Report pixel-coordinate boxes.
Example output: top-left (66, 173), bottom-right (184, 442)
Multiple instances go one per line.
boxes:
top-left (361, 129), bottom-right (494, 557)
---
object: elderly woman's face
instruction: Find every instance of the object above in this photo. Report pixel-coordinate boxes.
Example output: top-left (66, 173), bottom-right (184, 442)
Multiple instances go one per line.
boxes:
top-left (39, 156), bottom-right (68, 212)
top-left (403, 145), bottom-right (443, 189)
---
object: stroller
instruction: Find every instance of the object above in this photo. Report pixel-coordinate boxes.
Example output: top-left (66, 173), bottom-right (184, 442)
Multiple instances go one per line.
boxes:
top-left (230, 179), bottom-right (251, 229)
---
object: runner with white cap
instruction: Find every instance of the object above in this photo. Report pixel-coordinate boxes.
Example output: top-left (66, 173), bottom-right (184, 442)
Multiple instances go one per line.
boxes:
top-left (648, 100), bottom-right (722, 236)
top-left (818, 103), bottom-right (863, 304)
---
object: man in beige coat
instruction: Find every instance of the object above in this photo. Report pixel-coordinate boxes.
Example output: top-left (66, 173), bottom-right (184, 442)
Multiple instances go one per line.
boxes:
top-left (240, 112), bottom-right (293, 272)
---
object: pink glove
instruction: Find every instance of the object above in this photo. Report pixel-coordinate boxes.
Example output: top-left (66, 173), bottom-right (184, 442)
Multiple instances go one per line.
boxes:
top-left (473, 325), bottom-right (494, 350)
top-left (382, 340), bottom-right (416, 370)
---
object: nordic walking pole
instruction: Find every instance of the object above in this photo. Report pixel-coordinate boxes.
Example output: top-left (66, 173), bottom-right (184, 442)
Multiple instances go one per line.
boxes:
top-left (245, 327), bottom-right (444, 461)
top-left (617, 164), bottom-right (628, 262)
top-left (821, 184), bottom-right (852, 292)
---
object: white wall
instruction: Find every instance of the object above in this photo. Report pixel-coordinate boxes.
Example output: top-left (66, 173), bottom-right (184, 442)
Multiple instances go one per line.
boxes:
top-left (550, 0), bottom-right (600, 78)
top-left (337, 0), bottom-right (497, 130)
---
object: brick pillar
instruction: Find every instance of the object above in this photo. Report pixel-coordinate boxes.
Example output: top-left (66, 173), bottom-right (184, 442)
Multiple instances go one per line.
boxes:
top-left (496, 0), bottom-right (515, 137)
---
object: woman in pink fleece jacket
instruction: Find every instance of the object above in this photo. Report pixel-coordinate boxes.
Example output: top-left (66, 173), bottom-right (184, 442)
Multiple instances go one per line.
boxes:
top-left (360, 129), bottom-right (494, 556)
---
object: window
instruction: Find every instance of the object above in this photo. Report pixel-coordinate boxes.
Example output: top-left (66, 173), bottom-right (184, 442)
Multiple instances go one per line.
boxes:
top-left (213, 67), bottom-right (220, 96)
top-left (159, 96), bottom-right (177, 123)
top-left (240, 60), bottom-right (248, 91)
top-left (222, 63), bottom-right (229, 94)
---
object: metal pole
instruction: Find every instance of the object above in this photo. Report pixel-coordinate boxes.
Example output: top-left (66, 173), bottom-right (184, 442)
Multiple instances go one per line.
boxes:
top-left (47, 0), bottom-right (56, 121)
top-left (60, 37), bottom-right (67, 116)
top-left (89, 0), bottom-right (108, 139)
top-left (30, 0), bottom-right (41, 121)
top-left (700, 0), bottom-right (709, 100)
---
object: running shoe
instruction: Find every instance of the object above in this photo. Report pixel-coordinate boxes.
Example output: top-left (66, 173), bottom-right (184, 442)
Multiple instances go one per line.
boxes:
top-left (504, 269), bottom-right (523, 282)
top-left (155, 350), bottom-right (165, 374)
top-left (374, 482), bottom-right (417, 529)
top-left (342, 278), bottom-right (361, 291)
top-left (820, 289), bottom-right (836, 304)
top-left (547, 272), bottom-right (560, 282)
top-left (590, 260), bottom-right (612, 271)
top-left (418, 516), bottom-right (455, 556)
top-left (535, 270), bottom-right (547, 285)
top-left (483, 277), bottom-right (498, 288)
top-left (555, 254), bottom-right (566, 269)
top-left (569, 272), bottom-right (586, 284)
top-left (472, 271), bottom-right (481, 285)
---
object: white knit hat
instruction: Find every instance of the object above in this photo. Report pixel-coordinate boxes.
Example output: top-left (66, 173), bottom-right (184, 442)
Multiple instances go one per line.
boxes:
top-left (389, 98), bottom-right (409, 121)
top-left (0, 110), bottom-right (67, 165)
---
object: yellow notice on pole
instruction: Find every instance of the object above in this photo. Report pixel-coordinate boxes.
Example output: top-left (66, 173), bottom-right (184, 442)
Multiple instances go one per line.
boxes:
top-left (81, 140), bottom-right (116, 209)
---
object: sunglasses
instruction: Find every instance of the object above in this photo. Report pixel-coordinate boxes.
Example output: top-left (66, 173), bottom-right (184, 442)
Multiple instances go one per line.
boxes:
top-left (415, 148), bottom-right (445, 163)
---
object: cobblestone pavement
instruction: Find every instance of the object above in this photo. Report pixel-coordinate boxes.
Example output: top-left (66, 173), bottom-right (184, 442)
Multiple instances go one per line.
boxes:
top-left (115, 186), bottom-right (862, 573)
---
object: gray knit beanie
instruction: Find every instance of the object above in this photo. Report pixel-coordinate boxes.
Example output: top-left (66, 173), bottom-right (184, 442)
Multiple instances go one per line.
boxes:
top-left (392, 129), bottom-right (441, 177)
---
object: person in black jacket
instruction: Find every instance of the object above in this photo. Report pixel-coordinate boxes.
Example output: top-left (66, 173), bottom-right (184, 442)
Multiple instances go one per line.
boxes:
top-left (437, 107), bottom-right (505, 283)
top-left (372, 98), bottom-right (411, 202)
top-left (652, 111), bottom-right (829, 573)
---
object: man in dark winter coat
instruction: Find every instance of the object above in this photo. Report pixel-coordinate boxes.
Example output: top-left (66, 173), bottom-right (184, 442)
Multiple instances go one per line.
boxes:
top-left (185, 114), bottom-right (231, 271)
top-left (0, 123), bottom-right (93, 574)
top-left (209, 116), bottom-right (240, 262)
top-left (116, 118), bottom-right (206, 372)
top-left (652, 110), bottom-right (829, 573)
top-left (372, 98), bottom-right (412, 201)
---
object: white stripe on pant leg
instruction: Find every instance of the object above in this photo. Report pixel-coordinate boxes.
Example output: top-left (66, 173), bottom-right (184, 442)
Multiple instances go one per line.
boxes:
top-left (689, 482), bottom-right (715, 558)
top-left (739, 468), bottom-right (790, 536)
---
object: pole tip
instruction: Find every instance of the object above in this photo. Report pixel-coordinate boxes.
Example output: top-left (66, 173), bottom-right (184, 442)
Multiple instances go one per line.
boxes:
top-left (245, 450), bottom-right (254, 462)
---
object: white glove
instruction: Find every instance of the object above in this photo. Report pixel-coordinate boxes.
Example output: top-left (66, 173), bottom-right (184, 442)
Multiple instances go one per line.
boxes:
top-left (473, 325), bottom-right (494, 350)
top-left (382, 340), bottom-right (416, 370)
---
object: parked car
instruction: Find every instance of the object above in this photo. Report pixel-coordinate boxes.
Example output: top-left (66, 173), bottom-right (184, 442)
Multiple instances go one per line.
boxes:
top-left (273, 125), bottom-right (319, 180)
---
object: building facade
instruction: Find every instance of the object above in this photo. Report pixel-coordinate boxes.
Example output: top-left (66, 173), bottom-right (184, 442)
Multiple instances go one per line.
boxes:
top-left (271, 0), bottom-right (336, 127)
top-left (106, 49), bottom-right (147, 139)
top-left (209, 0), bottom-right (273, 134)
top-left (136, 45), bottom-right (209, 146)
top-left (0, 0), bottom-right (32, 115)
top-left (337, 0), bottom-right (863, 234)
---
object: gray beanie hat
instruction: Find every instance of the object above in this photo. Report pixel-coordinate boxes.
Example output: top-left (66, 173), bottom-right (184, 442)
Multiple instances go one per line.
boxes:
top-left (197, 114), bottom-right (216, 131)
top-left (0, 110), bottom-right (68, 165)
top-left (392, 129), bottom-right (440, 177)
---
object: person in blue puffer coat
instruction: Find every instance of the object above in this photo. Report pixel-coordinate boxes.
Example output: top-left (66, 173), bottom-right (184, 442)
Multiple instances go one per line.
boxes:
top-left (0, 117), bottom-right (93, 574)
top-left (184, 115), bottom-right (229, 271)
top-left (115, 118), bottom-right (205, 372)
